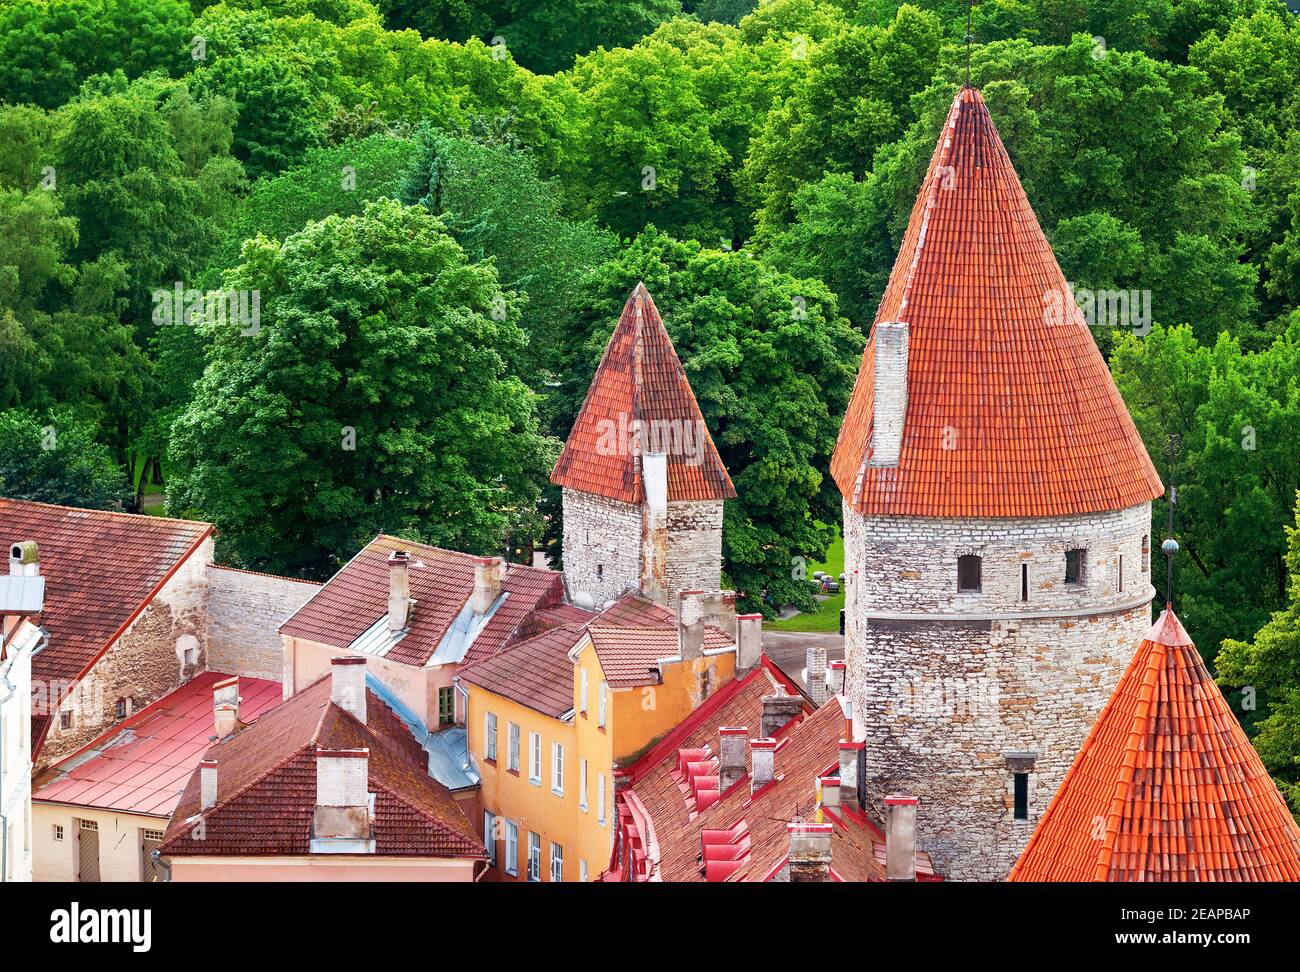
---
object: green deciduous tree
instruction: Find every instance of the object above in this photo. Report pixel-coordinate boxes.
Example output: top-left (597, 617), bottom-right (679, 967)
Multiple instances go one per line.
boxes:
top-left (167, 199), bottom-right (556, 578)
top-left (0, 409), bottom-right (131, 510)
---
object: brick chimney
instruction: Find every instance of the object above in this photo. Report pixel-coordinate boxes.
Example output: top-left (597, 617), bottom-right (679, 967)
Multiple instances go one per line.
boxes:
top-left (640, 451), bottom-right (669, 604)
top-left (760, 691), bottom-right (803, 738)
top-left (212, 676), bottom-right (240, 738)
top-left (869, 321), bottom-right (909, 467)
top-left (313, 748), bottom-right (371, 843)
top-left (387, 550), bottom-right (412, 632)
top-left (750, 737), bottom-right (777, 792)
top-left (826, 659), bottom-right (846, 696)
top-left (786, 822), bottom-right (833, 882)
top-left (470, 556), bottom-right (506, 616)
top-left (8, 541), bottom-right (38, 576)
top-left (735, 613), bottom-right (762, 675)
top-left (885, 794), bottom-right (918, 881)
top-left (718, 727), bottom-right (748, 793)
top-left (838, 740), bottom-right (863, 812)
top-left (330, 656), bottom-right (367, 724)
top-left (199, 758), bottom-right (218, 810)
top-left (805, 645), bottom-right (828, 706)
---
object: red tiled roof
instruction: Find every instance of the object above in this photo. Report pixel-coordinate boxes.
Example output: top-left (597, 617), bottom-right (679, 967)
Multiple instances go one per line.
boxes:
top-left (1010, 609), bottom-right (1300, 882)
top-left (581, 593), bottom-right (733, 688)
top-left (457, 624), bottom-right (585, 719)
top-left (279, 535), bottom-right (567, 668)
top-left (551, 283), bottom-right (735, 504)
top-left (831, 87), bottom-right (1163, 517)
top-left (158, 675), bottom-right (484, 858)
top-left (0, 499), bottom-right (213, 685)
top-left (34, 672), bottom-right (280, 817)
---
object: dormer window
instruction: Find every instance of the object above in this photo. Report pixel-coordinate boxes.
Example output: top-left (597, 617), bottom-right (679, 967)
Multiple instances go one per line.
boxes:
top-left (1065, 548), bottom-right (1086, 586)
top-left (957, 555), bottom-right (982, 593)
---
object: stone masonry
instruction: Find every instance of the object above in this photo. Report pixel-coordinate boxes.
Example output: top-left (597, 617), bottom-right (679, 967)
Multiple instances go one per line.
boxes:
top-left (207, 565), bottom-right (321, 680)
top-left (842, 500), bottom-right (1155, 881)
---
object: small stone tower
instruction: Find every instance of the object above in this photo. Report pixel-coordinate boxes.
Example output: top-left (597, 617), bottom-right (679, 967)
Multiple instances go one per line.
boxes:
top-left (831, 87), bottom-right (1164, 881)
top-left (552, 283), bottom-right (735, 608)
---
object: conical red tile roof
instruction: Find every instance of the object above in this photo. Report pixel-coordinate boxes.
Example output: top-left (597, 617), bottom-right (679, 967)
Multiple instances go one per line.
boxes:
top-left (552, 283), bottom-right (735, 503)
top-left (1010, 608), bottom-right (1300, 882)
top-left (831, 87), bottom-right (1162, 517)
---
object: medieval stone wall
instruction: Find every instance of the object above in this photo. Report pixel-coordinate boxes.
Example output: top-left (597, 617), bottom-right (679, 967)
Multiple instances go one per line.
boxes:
top-left (842, 501), bottom-right (1154, 881)
top-left (562, 489), bottom-right (643, 605)
top-left (663, 500), bottom-right (724, 605)
top-left (207, 566), bottom-right (321, 680)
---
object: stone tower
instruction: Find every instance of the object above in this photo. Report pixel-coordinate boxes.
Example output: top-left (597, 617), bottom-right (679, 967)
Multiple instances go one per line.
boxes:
top-left (830, 87), bottom-right (1164, 881)
top-left (552, 282), bottom-right (735, 608)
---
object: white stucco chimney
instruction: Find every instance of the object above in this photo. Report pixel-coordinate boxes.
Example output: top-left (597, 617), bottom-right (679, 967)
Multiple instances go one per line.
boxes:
top-left (470, 556), bottom-right (506, 616)
top-left (9, 540), bottom-right (38, 576)
top-left (839, 740), bottom-right (863, 812)
top-left (826, 659), bottom-right (846, 696)
top-left (750, 737), bottom-right (777, 792)
top-left (735, 613), bottom-right (762, 674)
top-left (199, 758), bottom-right (218, 810)
top-left (786, 822), bottom-right (833, 882)
top-left (212, 675), bottom-right (240, 738)
top-left (387, 550), bottom-right (411, 632)
top-left (313, 748), bottom-right (372, 846)
top-left (718, 727), bottom-right (748, 793)
top-left (640, 451), bottom-right (669, 604)
top-left (885, 793), bottom-right (919, 881)
top-left (330, 656), bottom-right (367, 724)
top-left (869, 321), bottom-right (909, 467)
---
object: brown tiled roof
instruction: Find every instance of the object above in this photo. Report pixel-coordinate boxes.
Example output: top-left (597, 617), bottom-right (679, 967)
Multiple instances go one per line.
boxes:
top-left (831, 87), bottom-right (1163, 517)
top-left (457, 624), bottom-right (585, 719)
top-left (1010, 609), bottom-right (1300, 882)
top-left (551, 283), bottom-right (735, 504)
top-left (0, 499), bottom-right (213, 686)
top-left (279, 535), bottom-right (567, 668)
top-left (158, 675), bottom-right (484, 859)
top-left (582, 593), bottom-right (733, 688)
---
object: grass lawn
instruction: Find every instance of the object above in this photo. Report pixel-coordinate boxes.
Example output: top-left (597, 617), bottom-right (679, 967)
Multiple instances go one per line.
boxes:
top-left (765, 526), bottom-right (845, 632)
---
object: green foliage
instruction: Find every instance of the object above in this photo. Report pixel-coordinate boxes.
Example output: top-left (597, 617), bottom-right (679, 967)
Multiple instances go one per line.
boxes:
top-left (554, 230), bottom-right (862, 613)
top-left (0, 0), bottom-right (195, 109)
top-left (167, 199), bottom-right (556, 577)
top-left (0, 409), bottom-right (131, 510)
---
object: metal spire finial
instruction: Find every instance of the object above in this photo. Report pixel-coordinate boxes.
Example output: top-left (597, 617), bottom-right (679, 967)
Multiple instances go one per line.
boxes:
top-left (1161, 433), bottom-right (1181, 611)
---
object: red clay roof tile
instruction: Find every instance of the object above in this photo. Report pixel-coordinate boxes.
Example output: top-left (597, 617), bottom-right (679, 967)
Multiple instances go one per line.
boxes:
top-left (457, 624), bottom-right (586, 719)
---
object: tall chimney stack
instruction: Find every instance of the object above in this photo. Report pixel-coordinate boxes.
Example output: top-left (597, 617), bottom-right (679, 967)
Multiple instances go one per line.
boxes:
top-left (735, 613), bottom-right (762, 675)
top-left (805, 645), bottom-right (828, 706)
top-left (199, 758), bottom-right (218, 810)
top-left (885, 794), bottom-right (918, 881)
top-left (869, 321), bottom-right (909, 467)
top-left (826, 659), bottom-right (846, 696)
top-left (212, 676), bottom-right (240, 738)
top-left (470, 556), bottom-right (506, 616)
top-left (750, 737), bottom-right (777, 792)
top-left (387, 550), bottom-right (411, 632)
top-left (640, 451), bottom-right (669, 604)
top-left (313, 748), bottom-right (372, 845)
top-left (760, 691), bottom-right (803, 738)
top-left (678, 590), bottom-right (705, 660)
top-left (786, 822), bottom-right (833, 882)
top-left (718, 727), bottom-right (748, 793)
top-left (838, 740), bottom-right (863, 812)
top-left (330, 656), bottom-right (367, 724)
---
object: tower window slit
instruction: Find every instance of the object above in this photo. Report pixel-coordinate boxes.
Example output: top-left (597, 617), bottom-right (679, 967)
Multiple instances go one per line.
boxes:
top-left (1013, 773), bottom-right (1029, 821)
top-left (1020, 563), bottom-right (1028, 602)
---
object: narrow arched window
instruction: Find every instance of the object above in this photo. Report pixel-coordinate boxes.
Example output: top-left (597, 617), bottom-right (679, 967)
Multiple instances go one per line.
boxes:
top-left (957, 555), bottom-right (982, 592)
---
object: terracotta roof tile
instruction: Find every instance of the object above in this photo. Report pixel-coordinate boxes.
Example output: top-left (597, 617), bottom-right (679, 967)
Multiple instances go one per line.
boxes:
top-left (457, 624), bottom-right (585, 719)
top-left (158, 675), bottom-right (483, 858)
top-left (551, 283), bottom-right (735, 504)
top-left (1010, 609), bottom-right (1300, 882)
top-left (279, 535), bottom-right (567, 668)
top-left (831, 87), bottom-right (1163, 517)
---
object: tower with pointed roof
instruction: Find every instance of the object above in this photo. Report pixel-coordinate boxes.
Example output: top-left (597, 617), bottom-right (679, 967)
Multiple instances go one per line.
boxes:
top-left (552, 283), bottom-right (735, 608)
top-left (1010, 608), bottom-right (1300, 881)
top-left (832, 87), bottom-right (1165, 880)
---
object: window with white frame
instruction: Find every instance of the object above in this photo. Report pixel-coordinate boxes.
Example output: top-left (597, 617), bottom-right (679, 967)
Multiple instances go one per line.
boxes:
top-left (579, 757), bottom-right (588, 811)
top-left (551, 741), bottom-right (564, 795)
top-left (579, 667), bottom-right (588, 714)
top-left (550, 842), bottom-right (563, 882)
top-left (483, 811), bottom-right (497, 867)
top-left (597, 772), bottom-right (607, 825)
top-left (504, 820), bottom-right (518, 876)
top-left (507, 722), bottom-right (520, 772)
top-left (527, 832), bottom-right (541, 881)
top-left (485, 712), bottom-right (498, 761)
top-left (598, 681), bottom-right (608, 728)
top-left (528, 731), bottom-right (542, 784)
top-left (52, 824), bottom-right (64, 841)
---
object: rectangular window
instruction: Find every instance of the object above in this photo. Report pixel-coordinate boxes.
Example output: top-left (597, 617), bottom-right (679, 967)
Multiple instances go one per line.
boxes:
top-left (504, 821), bottom-right (518, 876)
top-left (527, 832), bottom-right (541, 882)
top-left (551, 742), bottom-right (564, 795)
top-left (1065, 548), bottom-right (1086, 586)
top-left (1141, 535), bottom-right (1150, 573)
top-left (598, 681), bottom-right (608, 729)
top-left (438, 687), bottom-right (455, 725)
top-left (485, 711), bottom-right (498, 761)
top-left (1013, 773), bottom-right (1029, 821)
top-left (957, 555), bottom-right (981, 592)
top-left (507, 722), bottom-right (520, 772)
top-left (579, 667), bottom-right (588, 715)
top-left (52, 824), bottom-right (64, 841)
top-left (528, 731), bottom-right (542, 784)
top-left (60, 710), bottom-right (72, 730)
top-left (1020, 563), bottom-right (1029, 602)
top-left (483, 811), bottom-right (497, 867)
top-left (550, 841), bottom-right (563, 882)
top-left (115, 698), bottom-right (128, 720)
top-left (579, 757), bottom-right (588, 811)
top-left (597, 773), bottom-right (607, 826)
